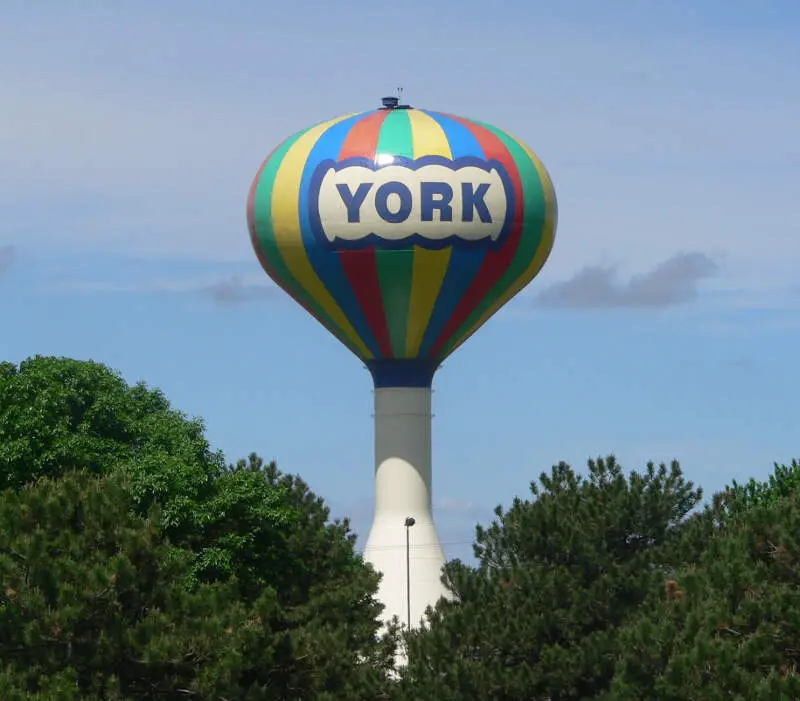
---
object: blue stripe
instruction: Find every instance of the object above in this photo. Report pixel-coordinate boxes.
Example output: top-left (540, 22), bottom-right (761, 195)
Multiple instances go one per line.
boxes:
top-left (418, 110), bottom-right (488, 358)
top-left (297, 112), bottom-right (383, 358)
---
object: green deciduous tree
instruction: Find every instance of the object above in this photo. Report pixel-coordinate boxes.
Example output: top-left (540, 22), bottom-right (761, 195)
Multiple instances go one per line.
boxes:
top-left (399, 457), bottom-right (701, 701)
top-left (0, 356), bottom-right (290, 594)
top-left (0, 356), bottom-right (223, 492)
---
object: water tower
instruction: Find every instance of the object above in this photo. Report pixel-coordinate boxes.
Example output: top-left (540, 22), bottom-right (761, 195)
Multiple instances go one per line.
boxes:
top-left (247, 96), bottom-right (557, 632)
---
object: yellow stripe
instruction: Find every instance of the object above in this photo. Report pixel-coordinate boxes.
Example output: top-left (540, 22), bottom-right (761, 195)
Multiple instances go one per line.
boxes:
top-left (404, 110), bottom-right (453, 357)
top-left (271, 114), bottom-right (373, 359)
top-left (445, 137), bottom-right (558, 358)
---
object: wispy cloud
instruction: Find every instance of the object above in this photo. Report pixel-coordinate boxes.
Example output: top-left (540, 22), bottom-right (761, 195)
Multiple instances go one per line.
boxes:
top-left (38, 272), bottom-right (276, 302)
top-left (0, 246), bottom-right (14, 274)
top-left (202, 277), bottom-right (277, 306)
top-left (535, 252), bottom-right (719, 310)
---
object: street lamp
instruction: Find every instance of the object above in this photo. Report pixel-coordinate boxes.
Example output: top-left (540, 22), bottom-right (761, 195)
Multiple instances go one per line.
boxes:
top-left (404, 516), bottom-right (416, 630)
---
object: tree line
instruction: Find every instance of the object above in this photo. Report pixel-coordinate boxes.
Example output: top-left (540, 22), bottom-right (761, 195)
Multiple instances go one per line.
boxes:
top-left (0, 356), bottom-right (797, 700)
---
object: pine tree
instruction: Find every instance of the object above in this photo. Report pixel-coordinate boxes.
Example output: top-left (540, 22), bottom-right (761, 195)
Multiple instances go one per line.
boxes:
top-left (399, 457), bottom-right (701, 700)
top-left (0, 472), bottom-right (245, 698)
top-left (608, 462), bottom-right (800, 700)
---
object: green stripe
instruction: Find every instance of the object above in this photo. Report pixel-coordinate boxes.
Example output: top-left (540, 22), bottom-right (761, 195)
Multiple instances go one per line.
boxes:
top-left (252, 127), bottom-right (359, 356)
top-left (441, 123), bottom-right (547, 357)
top-left (374, 110), bottom-right (416, 358)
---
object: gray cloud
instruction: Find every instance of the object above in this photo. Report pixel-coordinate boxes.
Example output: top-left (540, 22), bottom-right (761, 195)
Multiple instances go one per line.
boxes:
top-left (535, 251), bottom-right (719, 310)
top-left (728, 356), bottom-right (756, 372)
top-left (203, 276), bottom-right (276, 306)
top-left (0, 246), bottom-right (15, 274)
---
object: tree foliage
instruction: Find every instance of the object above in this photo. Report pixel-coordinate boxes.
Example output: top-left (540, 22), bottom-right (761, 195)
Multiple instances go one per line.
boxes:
top-left (724, 459), bottom-right (800, 519)
top-left (398, 458), bottom-right (800, 699)
top-left (0, 471), bottom-right (396, 699)
top-left (609, 464), bottom-right (800, 699)
top-left (0, 357), bottom-right (396, 699)
top-left (0, 472), bottom-right (236, 699)
top-left (0, 356), bottom-right (222, 492)
top-left (3, 354), bottom-right (799, 696)
top-left (398, 457), bottom-right (702, 700)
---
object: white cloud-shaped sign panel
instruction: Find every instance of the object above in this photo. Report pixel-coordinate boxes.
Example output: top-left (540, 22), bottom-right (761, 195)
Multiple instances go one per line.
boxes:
top-left (308, 156), bottom-right (515, 251)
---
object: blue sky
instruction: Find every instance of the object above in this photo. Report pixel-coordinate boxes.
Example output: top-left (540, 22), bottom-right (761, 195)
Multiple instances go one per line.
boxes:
top-left (2, 1), bottom-right (799, 563)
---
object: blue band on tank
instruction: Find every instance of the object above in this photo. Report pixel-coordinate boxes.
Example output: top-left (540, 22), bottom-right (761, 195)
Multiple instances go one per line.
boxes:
top-left (367, 359), bottom-right (438, 388)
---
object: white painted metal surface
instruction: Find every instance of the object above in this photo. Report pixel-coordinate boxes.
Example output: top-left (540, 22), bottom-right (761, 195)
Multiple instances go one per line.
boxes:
top-left (363, 387), bottom-right (449, 641)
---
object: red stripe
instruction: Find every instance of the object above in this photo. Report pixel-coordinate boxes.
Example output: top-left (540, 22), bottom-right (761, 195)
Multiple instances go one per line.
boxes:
top-left (429, 116), bottom-right (524, 357)
top-left (337, 111), bottom-right (394, 358)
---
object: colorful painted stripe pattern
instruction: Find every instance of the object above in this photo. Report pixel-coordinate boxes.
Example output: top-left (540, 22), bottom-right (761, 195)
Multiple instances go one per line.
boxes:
top-left (247, 108), bottom-right (557, 367)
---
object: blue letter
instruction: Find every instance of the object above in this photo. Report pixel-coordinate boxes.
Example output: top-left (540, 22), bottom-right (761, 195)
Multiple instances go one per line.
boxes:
top-left (420, 182), bottom-right (453, 222)
top-left (337, 183), bottom-right (372, 223)
top-left (375, 181), bottom-right (412, 223)
top-left (461, 182), bottom-right (492, 223)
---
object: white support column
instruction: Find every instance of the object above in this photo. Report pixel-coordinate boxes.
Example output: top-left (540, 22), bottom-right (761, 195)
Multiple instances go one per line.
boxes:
top-left (363, 387), bottom-right (449, 637)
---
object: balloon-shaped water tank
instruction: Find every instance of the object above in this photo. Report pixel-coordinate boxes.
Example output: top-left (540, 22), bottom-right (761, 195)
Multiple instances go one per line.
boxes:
top-left (247, 97), bottom-right (558, 636)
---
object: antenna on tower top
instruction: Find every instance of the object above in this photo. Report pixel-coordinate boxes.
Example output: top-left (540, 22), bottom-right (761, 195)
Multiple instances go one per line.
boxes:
top-left (380, 88), bottom-right (411, 110)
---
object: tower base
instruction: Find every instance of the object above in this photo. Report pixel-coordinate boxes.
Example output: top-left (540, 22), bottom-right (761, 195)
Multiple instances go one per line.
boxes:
top-left (362, 386), bottom-right (449, 647)
top-left (364, 514), bottom-right (447, 630)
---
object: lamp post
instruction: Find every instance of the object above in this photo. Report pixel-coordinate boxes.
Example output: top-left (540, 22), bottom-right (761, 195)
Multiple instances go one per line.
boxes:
top-left (404, 516), bottom-right (416, 630)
